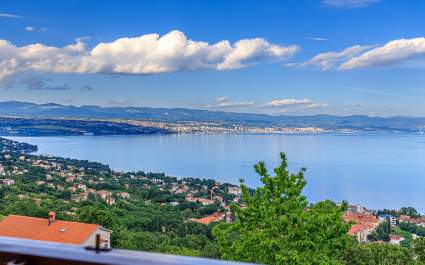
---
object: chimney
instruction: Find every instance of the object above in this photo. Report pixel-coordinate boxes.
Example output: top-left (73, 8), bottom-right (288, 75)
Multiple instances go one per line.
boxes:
top-left (48, 211), bottom-right (56, 225)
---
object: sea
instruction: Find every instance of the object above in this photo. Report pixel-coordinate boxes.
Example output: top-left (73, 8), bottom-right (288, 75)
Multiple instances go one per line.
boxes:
top-left (6, 133), bottom-right (425, 212)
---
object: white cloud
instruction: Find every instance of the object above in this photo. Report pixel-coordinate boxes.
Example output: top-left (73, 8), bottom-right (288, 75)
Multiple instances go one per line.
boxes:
top-left (322, 0), bottom-right (379, 8)
top-left (296, 37), bottom-right (425, 71)
top-left (299, 103), bottom-right (328, 110)
top-left (215, 96), bottom-right (255, 108)
top-left (217, 100), bottom-right (256, 108)
top-left (264, 98), bottom-right (313, 107)
top-left (307, 37), bottom-right (328, 41)
top-left (216, 96), bottom-right (228, 103)
top-left (0, 13), bottom-right (21, 18)
top-left (264, 98), bottom-right (328, 112)
top-left (25, 26), bottom-right (35, 32)
top-left (296, 45), bottom-right (373, 70)
top-left (339, 37), bottom-right (425, 70)
top-left (0, 30), bottom-right (300, 82)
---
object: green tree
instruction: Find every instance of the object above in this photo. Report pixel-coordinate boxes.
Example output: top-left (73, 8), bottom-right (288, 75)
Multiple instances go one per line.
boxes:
top-left (213, 153), bottom-right (351, 265)
top-left (77, 206), bottom-right (118, 229)
top-left (414, 237), bottom-right (425, 263)
top-left (399, 207), bottom-right (420, 218)
top-left (368, 220), bottom-right (391, 242)
top-left (343, 243), bottom-right (415, 265)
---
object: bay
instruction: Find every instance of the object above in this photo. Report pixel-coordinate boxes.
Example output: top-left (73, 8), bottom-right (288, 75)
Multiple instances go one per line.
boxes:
top-left (7, 133), bottom-right (425, 212)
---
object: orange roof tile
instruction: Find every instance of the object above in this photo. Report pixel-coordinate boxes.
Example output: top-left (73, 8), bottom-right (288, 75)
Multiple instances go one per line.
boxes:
top-left (348, 223), bottom-right (369, 235)
top-left (344, 213), bottom-right (378, 224)
top-left (191, 212), bottom-right (224, 225)
top-left (0, 215), bottom-right (99, 245)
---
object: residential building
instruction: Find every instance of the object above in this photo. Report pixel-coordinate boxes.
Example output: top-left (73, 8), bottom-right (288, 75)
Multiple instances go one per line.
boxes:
top-left (344, 213), bottom-right (379, 243)
top-left (390, 235), bottom-right (404, 245)
top-left (0, 213), bottom-right (112, 248)
top-left (191, 212), bottom-right (225, 225)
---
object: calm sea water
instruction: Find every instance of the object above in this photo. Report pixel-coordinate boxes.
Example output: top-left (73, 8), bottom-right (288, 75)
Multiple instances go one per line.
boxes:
top-left (6, 133), bottom-right (425, 212)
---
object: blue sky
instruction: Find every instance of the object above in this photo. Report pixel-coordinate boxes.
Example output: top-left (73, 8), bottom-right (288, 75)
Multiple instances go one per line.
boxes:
top-left (0, 0), bottom-right (425, 116)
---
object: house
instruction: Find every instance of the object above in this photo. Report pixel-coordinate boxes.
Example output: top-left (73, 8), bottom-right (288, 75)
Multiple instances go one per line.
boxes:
top-left (411, 217), bottom-right (425, 228)
top-left (0, 212), bottom-right (112, 248)
top-left (66, 176), bottom-right (76, 183)
top-left (116, 192), bottom-right (130, 199)
top-left (2, 179), bottom-right (15, 186)
top-left (344, 213), bottom-right (379, 243)
top-left (105, 197), bottom-right (116, 206)
top-left (390, 235), bottom-right (404, 245)
top-left (348, 223), bottom-right (376, 243)
top-left (191, 212), bottom-right (225, 225)
top-left (378, 214), bottom-right (397, 226)
top-left (399, 215), bottom-right (411, 223)
top-left (36, 180), bottom-right (45, 186)
top-left (97, 190), bottom-right (112, 200)
top-left (185, 194), bottom-right (215, 206)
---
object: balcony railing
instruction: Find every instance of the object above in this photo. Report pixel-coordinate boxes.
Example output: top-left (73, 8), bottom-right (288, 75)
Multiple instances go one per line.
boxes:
top-left (0, 236), bottom-right (254, 265)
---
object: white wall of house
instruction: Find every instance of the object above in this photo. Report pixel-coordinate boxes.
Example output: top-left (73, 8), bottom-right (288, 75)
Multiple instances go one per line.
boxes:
top-left (82, 227), bottom-right (111, 248)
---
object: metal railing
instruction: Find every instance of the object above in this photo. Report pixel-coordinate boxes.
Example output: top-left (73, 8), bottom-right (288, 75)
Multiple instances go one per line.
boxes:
top-left (0, 236), bottom-right (254, 265)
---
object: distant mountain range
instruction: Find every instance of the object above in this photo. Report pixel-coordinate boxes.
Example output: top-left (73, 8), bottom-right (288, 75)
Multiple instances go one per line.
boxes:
top-left (1, 101), bottom-right (425, 132)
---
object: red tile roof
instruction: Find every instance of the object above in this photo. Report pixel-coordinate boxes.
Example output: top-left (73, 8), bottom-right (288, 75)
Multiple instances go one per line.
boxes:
top-left (344, 213), bottom-right (378, 224)
top-left (344, 213), bottom-right (379, 236)
top-left (348, 224), bottom-right (366, 236)
top-left (0, 215), bottom-right (99, 245)
top-left (191, 212), bottom-right (224, 225)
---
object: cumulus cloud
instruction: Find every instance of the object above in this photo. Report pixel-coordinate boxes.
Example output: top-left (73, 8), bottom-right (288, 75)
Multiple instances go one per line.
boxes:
top-left (298, 102), bottom-right (328, 110)
top-left (217, 101), bottom-right (256, 108)
top-left (0, 13), bottom-right (21, 18)
top-left (0, 30), bottom-right (299, 82)
top-left (264, 98), bottom-right (328, 111)
top-left (296, 45), bottom-right (373, 70)
top-left (322, 0), bottom-right (379, 8)
top-left (214, 96), bottom-right (256, 108)
top-left (264, 98), bottom-right (313, 107)
top-left (216, 96), bottom-right (228, 103)
top-left (339, 37), bottom-right (425, 70)
top-left (296, 37), bottom-right (425, 71)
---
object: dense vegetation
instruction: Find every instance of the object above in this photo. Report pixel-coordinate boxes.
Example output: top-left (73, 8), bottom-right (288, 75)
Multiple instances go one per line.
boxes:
top-left (212, 153), bottom-right (425, 264)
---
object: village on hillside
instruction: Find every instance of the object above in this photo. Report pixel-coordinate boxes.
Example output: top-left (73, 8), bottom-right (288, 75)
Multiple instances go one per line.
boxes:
top-left (0, 137), bottom-right (423, 249)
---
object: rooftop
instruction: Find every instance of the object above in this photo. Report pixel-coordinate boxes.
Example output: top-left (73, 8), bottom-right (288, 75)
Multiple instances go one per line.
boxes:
top-left (0, 215), bottom-right (100, 245)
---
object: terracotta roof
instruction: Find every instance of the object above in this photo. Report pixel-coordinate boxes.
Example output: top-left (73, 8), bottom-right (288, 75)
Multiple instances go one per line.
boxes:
top-left (191, 212), bottom-right (224, 225)
top-left (390, 235), bottom-right (402, 241)
top-left (344, 213), bottom-right (378, 224)
top-left (348, 223), bottom-right (375, 235)
top-left (0, 215), bottom-right (99, 245)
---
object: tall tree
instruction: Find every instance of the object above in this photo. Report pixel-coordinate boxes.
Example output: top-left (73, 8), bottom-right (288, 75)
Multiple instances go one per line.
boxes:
top-left (213, 152), bottom-right (351, 265)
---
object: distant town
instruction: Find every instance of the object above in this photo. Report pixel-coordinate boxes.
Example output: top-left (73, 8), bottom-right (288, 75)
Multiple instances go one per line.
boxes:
top-left (0, 101), bottom-right (425, 136)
